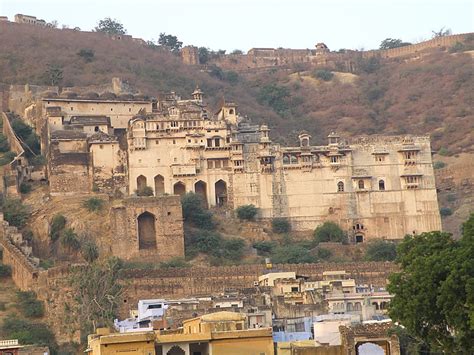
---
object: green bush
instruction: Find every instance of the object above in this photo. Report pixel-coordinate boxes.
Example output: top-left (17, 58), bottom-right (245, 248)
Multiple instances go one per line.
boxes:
top-left (0, 151), bottom-right (16, 165)
top-left (30, 155), bottom-right (46, 166)
top-left (314, 221), bottom-right (346, 244)
top-left (160, 257), bottom-right (190, 268)
top-left (19, 182), bottom-right (32, 194)
top-left (0, 133), bottom-right (10, 152)
top-left (272, 244), bottom-right (317, 264)
top-left (316, 248), bottom-right (333, 260)
top-left (440, 207), bottom-right (453, 217)
top-left (0, 264), bottom-right (12, 277)
top-left (312, 69), bottom-right (334, 81)
top-left (219, 238), bottom-right (245, 261)
top-left (272, 218), bottom-right (291, 234)
top-left (81, 241), bottom-right (99, 263)
top-left (365, 240), bottom-right (397, 261)
top-left (83, 197), bottom-right (104, 212)
top-left (136, 185), bottom-right (154, 196)
top-left (252, 241), bottom-right (276, 256)
top-left (257, 84), bottom-right (290, 114)
top-left (449, 41), bottom-right (465, 53)
top-left (39, 259), bottom-right (54, 269)
top-left (446, 194), bottom-right (457, 202)
top-left (60, 228), bottom-right (81, 251)
top-left (433, 161), bottom-right (446, 169)
top-left (77, 48), bottom-right (95, 62)
top-left (236, 204), bottom-right (258, 221)
top-left (1, 199), bottom-right (29, 228)
top-left (181, 193), bottom-right (214, 230)
top-left (50, 214), bottom-right (66, 242)
top-left (0, 302), bottom-right (6, 311)
top-left (2, 316), bottom-right (57, 351)
top-left (16, 291), bottom-right (44, 318)
top-left (438, 147), bottom-right (450, 156)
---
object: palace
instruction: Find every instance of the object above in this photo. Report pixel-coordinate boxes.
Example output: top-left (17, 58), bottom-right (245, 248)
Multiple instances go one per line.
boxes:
top-left (42, 87), bottom-right (441, 239)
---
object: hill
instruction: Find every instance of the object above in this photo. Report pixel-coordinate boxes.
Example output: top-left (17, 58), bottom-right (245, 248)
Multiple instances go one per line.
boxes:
top-left (0, 21), bottom-right (473, 233)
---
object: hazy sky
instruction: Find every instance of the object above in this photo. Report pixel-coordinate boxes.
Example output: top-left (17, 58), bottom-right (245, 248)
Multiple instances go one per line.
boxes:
top-left (1, 0), bottom-right (472, 52)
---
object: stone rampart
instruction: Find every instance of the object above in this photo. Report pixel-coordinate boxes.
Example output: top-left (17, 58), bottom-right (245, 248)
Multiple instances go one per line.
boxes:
top-left (203, 33), bottom-right (472, 72)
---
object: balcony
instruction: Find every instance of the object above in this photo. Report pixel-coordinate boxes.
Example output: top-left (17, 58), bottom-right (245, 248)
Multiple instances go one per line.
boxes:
top-left (171, 164), bottom-right (196, 177)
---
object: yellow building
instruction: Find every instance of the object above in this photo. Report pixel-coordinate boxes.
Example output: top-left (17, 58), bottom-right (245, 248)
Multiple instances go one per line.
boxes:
top-left (86, 312), bottom-right (274, 355)
top-left (86, 328), bottom-right (155, 355)
top-left (156, 311), bottom-right (274, 355)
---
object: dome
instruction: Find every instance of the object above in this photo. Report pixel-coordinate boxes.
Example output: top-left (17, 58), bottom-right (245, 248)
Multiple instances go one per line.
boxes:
top-left (83, 91), bottom-right (99, 99)
top-left (118, 93), bottom-right (134, 100)
top-left (42, 91), bottom-right (58, 98)
top-left (60, 91), bottom-right (78, 99)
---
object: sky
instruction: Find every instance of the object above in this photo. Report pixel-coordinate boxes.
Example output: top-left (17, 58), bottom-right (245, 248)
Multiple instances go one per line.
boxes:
top-left (1, 0), bottom-right (473, 52)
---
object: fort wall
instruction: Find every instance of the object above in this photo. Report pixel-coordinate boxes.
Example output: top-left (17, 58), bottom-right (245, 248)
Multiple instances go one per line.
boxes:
top-left (200, 33), bottom-right (473, 72)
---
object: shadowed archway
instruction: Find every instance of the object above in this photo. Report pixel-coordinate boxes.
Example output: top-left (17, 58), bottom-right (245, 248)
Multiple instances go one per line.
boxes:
top-left (137, 211), bottom-right (156, 250)
top-left (215, 180), bottom-right (227, 207)
top-left (173, 181), bottom-right (186, 196)
top-left (195, 180), bottom-right (208, 208)
top-left (154, 174), bottom-right (165, 195)
top-left (137, 175), bottom-right (147, 192)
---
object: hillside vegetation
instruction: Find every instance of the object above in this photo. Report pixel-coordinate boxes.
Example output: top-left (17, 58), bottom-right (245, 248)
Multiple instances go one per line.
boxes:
top-left (1, 22), bottom-right (473, 153)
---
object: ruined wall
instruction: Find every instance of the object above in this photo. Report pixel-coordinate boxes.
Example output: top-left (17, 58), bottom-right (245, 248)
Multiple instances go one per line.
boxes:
top-left (109, 196), bottom-right (185, 261)
top-left (48, 147), bottom-right (91, 195)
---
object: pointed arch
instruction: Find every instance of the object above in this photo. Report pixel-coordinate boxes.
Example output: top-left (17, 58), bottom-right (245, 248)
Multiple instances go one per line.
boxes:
top-left (154, 174), bottom-right (165, 195)
top-left (194, 180), bottom-right (208, 208)
top-left (215, 180), bottom-right (227, 206)
top-left (137, 175), bottom-right (147, 191)
top-left (173, 181), bottom-right (186, 196)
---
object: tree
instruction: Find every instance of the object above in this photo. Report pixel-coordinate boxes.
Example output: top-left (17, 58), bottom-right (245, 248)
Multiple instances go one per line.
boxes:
top-left (257, 84), bottom-right (291, 114)
top-left (272, 218), bottom-right (291, 234)
top-left (1, 199), bottom-right (29, 228)
top-left (198, 47), bottom-right (210, 64)
top-left (16, 291), bottom-right (44, 318)
top-left (379, 38), bottom-right (411, 50)
top-left (365, 240), bottom-right (397, 261)
top-left (83, 197), bottom-right (104, 212)
top-left (236, 205), bottom-right (258, 221)
top-left (388, 215), bottom-right (474, 353)
top-left (231, 49), bottom-right (244, 55)
top-left (181, 192), bottom-right (214, 230)
top-left (77, 48), bottom-right (95, 62)
top-left (312, 69), bottom-right (334, 81)
top-left (45, 64), bottom-right (63, 86)
top-left (69, 258), bottom-right (124, 338)
top-left (94, 17), bottom-right (126, 35)
top-left (313, 221), bottom-right (346, 244)
top-left (50, 214), bottom-right (66, 242)
top-left (272, 244), bottom-right (317, 264)
top-left (432, 27), bottom-right (452, 38)
top-left (158, 33), bottom-right (183, 54)
top-left (81, 241), bottom-right (99, 263)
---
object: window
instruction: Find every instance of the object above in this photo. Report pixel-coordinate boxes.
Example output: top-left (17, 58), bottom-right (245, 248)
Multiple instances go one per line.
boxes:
top-left (173, 140), bottom-right (176, 144)
top-left (208, 161), bottom-right (213, 169)
top-left (375, 155), bottom-right (385, 162)
top-left (110, 108), bottom-right (113, 111)
top-left (337, 181), bottom-right (344, 192)
top-left (207, 139), bottom-right (213, 147)
top-left (356, 235), bottom-right (364, 243)
top-left (94, 126), bottom-right (99, 132)
top-left (70, 107), bottom-right (73, 111)
top-left (214, 138), bottom-right (220, 147)
top-left (358, 180), bottom-right (365, 189)
top-left (379, 179), bottom-right (385, 190)
top-left (330, 156), bottom-right (339, 163)
top-left (229, 108), bottom-right (234, 114)
top-left (215, 160), bottom-right (222, 168)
